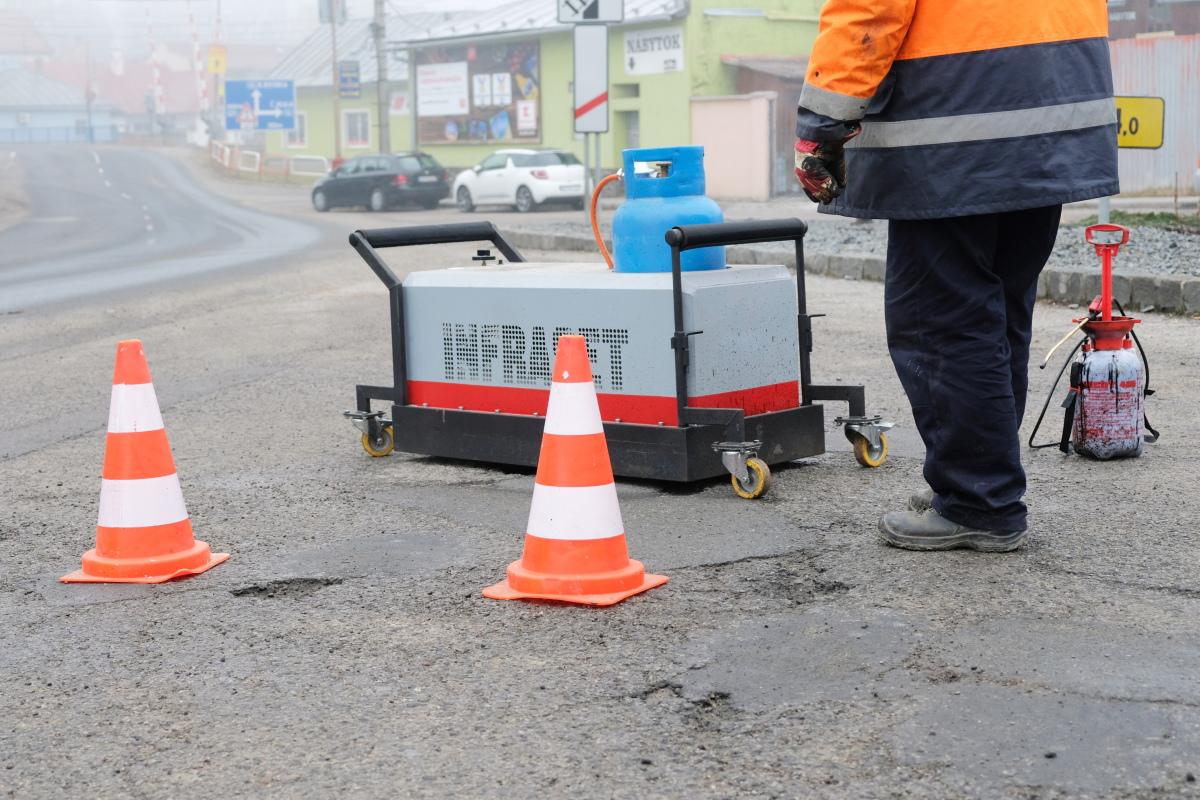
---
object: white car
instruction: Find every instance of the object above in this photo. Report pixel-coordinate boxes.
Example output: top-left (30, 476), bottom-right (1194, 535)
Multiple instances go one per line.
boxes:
top-left (453, 149), bottom-right (586, 213)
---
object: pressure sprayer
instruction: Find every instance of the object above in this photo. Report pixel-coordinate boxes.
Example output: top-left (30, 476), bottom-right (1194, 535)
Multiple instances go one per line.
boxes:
top-left (1030, 223), bottom-right (1159, 459)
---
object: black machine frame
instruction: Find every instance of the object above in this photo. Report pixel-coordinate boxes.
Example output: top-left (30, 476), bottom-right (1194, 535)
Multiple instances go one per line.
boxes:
top-left (348, 218), bottom-right (872, 482)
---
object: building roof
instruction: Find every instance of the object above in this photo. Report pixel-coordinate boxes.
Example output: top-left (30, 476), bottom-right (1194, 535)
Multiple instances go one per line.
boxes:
top-left (720, 55), bottom-right (808, 81)
top-left (41, 59), bottom-right (200, 116)
top-left (403, 0), bottom-right (687, 45)
top-left (270, 13), bottom-right (453, 88)
top-left (0, 68), bottom-right (110, 110)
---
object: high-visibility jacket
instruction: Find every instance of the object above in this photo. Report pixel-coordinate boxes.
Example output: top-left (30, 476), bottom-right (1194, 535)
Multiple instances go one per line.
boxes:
top-left (796, 0), bottom-right (1119, 219)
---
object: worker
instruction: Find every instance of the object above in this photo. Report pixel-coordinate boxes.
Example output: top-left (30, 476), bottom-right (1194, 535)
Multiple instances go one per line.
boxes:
top-left (794, 2), bottom-right (1118, 551)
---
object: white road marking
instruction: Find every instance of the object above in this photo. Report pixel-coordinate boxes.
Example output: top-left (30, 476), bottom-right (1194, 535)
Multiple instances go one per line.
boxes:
top-left (91, 151), bottom-right (100, 165)
top-left (120, 192), bottom-right (132, 200)
top-left (104, 180), bottom-right (112, 187)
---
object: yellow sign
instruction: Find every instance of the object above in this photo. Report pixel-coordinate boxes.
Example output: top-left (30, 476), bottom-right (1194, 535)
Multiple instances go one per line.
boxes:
top-left (207, 45), bottom-right (227, 76)
top-left (1115, 96), bottom-right (1164, 150)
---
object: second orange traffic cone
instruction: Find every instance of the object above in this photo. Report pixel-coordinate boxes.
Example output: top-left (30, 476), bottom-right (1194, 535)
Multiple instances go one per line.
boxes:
top-left (61, 339), bottom-right (228, 584)
top-left (483, 335), bottom-right (667, 606)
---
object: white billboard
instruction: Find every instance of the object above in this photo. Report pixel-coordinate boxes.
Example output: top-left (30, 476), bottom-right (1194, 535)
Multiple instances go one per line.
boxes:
top-left (417, 62), bottom-right (469, 118)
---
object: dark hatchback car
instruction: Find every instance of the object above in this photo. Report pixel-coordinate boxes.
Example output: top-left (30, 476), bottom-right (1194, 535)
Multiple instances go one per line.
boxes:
top-left (311, 152), bottom-right (450, 212)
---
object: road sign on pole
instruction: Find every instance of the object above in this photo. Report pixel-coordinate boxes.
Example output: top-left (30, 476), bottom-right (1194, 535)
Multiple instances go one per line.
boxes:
top-left (224, 80), bottom-right (296, 131)
top-left (558, 0), bottom-right (623, 24)
top-left (574, 24), bottom-right (609, 134)
top-left (337, 60), bottom-right (361, 99)
top-left (1115, 96), bottom-right (1165, 150)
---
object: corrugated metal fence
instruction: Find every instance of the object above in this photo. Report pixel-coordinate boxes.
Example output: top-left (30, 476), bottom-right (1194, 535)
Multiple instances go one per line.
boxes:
top-left (1110, 34), bottom-right (1200, 194)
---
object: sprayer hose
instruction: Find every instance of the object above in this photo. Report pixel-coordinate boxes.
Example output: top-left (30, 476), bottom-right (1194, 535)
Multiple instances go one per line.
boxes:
top-left (589, 172), bottom-right (622, 270)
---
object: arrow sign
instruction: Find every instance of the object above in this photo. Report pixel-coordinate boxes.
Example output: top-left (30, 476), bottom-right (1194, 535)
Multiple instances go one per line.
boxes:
top-left (558, 0), bottom-right (623, 24)
top-left (224, 80), bottom-right (296, 131)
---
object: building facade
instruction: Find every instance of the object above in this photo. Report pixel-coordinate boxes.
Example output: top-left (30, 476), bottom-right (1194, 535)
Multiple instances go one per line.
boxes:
top-left (263, 0), bottom-right (819, 171)
top-left (1109, 0), bottom-right (1200, 38)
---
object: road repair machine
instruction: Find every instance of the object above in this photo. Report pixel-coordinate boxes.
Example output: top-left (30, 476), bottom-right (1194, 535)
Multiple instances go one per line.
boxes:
top-left (344, 146), bottom-right (893, 499)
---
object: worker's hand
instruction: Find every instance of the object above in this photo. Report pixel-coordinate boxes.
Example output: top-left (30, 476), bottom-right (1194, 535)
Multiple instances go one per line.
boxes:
top-left (794, 127), bottom-right (860, 204)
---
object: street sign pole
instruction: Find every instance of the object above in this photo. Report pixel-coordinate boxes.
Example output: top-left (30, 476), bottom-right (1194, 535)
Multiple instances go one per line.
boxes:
top-left (572, 22), bottom-right (611, 204)
top-left (330, 12), bottom-right (342, 160)
top-left (1100, 96), bottom-right (1166, 225)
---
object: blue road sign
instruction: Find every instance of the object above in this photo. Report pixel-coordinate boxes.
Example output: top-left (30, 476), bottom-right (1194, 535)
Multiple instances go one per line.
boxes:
top-left (337, 61), bottom-right (361, 99)
top-left (224, 79), bottom-right (296, 131)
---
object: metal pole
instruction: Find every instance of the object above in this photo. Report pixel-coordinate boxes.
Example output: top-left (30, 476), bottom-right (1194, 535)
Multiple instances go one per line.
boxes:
top-left (408, 46), bottom-right (418, 152)
top-left (1098, 196), bottom-right (1111, 225)
top-left (330, 8), bottom-right (342, 160)
top-left (372, 0), bottom-right (390, 154)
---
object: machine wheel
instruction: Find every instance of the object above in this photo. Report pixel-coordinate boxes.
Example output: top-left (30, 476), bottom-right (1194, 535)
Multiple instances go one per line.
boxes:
top-left (515, 185), bottom-right (537, 213)
top-left (456, 187), bottom-right (475, 212)
top-left (369, 188), bottom-right (388, 212)
top-left (851, 432), bottom-right (889, 468)
top-left (731, 457), bottom-right (772, 500)
top-left (312, 190), bottom-right (329, 212)
top-left (361, 425), bottom-right (394, 458)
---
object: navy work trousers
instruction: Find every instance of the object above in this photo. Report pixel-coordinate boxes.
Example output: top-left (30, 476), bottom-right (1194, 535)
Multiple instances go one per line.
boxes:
top-left (885, 205), bottom-right (1063, 532)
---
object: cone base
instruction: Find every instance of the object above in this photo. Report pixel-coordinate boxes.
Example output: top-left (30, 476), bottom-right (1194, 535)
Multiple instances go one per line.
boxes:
top-left (61, 545), bottom-right (229, 584)
top-left (483, 571), bottom-right (667, 607)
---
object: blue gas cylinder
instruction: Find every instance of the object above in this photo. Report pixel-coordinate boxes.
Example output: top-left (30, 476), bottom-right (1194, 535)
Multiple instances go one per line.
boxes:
top-left (611, 146), bottom-right (725, 273)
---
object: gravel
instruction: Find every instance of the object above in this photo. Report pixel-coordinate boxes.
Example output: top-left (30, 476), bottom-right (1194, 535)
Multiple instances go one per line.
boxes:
top-left (511, 217), bottom-right (1200, 278)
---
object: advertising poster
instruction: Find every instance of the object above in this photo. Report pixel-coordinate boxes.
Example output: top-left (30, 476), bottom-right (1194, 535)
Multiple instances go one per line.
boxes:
top-left (416, 40), bottom-right (540, 144)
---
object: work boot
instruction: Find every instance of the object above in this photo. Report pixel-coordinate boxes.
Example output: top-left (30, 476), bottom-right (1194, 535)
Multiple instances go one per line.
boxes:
top-left (908, 487), bottom-right (935, 512)
top-left (878, 509), bottom-right (1028, 553)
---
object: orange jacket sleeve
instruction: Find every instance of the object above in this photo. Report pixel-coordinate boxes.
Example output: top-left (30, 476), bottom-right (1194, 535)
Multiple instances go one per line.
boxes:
top-left (799, 0), bottom-right (918, 122)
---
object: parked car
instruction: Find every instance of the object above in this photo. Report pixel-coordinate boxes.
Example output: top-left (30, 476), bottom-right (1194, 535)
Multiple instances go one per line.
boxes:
top-left (453, 149), bottom-right (586, 213)
top-left (311, 152), bottom-right (449, 212)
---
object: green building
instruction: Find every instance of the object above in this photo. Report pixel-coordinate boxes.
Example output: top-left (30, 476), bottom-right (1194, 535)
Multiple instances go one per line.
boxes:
top-left (265, 0), bottom-right (818, 186)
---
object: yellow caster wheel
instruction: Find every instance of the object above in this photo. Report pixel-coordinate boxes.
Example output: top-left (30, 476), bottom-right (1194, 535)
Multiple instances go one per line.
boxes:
top-left (852, 432), bottom-right (888, 468)
top-left (731, 457), bottom-right (772, 499)
top-left (361, 425), bottom-right (394, 458)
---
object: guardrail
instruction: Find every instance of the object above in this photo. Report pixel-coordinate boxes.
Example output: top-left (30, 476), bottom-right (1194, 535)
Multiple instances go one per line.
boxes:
top-left (205, 142), bottom-right (329, 182)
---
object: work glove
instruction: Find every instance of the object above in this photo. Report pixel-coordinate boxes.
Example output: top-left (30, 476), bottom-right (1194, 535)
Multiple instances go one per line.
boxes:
top-left (794, 126), bottom-right (860, 204)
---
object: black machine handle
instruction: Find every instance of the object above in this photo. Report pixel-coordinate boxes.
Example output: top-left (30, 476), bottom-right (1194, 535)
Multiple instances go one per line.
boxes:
top-left (664, 217), bottom-right (836, 425)
top-left (350, 221), bottom-right (526, 289)
top-left (664, 218), bottom-right (809, 251)
top-left (348, 222), bottom-right (527, 409)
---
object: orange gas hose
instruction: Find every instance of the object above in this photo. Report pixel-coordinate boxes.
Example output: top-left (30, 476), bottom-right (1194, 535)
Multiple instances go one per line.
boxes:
top-left (589, 171), bottom-right (622, 269)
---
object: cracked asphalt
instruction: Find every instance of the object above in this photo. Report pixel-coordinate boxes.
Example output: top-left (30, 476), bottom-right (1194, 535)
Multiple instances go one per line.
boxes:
top-left (1, 150), bottom-right (1199, 798)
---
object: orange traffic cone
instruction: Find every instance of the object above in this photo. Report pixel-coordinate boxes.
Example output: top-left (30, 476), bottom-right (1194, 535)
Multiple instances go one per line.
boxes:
top-left (61, 340), bottom-right (228, 584)
top-left (483, 335), bottom-right (667, 606)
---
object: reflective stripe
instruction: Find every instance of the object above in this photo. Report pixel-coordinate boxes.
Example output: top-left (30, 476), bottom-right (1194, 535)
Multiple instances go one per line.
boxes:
top-left (798, 82), bottom-right (871, 122)
top-left (526, 483), bottom-right (624, 541)
top-left (97, 474), bottom-right (188, 528)
top-left (542, 381), bottom-right (603, 436)
top-left (107, 383), bottom-right (164, 433)
top-left (847, 97), bottom-right (1116, 149)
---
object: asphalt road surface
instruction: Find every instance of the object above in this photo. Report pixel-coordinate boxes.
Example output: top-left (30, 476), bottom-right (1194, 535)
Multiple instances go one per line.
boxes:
top-left (1, 148), bottom-right (1198, 799)
top-left (0, 146), bottom-right (320, 313)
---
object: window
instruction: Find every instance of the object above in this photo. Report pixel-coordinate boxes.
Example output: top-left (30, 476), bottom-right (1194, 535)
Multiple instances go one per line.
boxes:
top-left (512, 151), bottom-right (580, 167)
top-left (479, 153), bottom-right (509, 171)
top-left (287, 112), bottom-right (307, 148)
top-left (344, 109), bottom-right (370, 148)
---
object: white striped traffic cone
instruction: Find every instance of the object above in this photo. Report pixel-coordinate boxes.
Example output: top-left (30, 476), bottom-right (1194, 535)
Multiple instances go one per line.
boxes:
top-left (483, 335), bottom-right (667, 606)
top-left (61, 339), bottom-right (228, 584)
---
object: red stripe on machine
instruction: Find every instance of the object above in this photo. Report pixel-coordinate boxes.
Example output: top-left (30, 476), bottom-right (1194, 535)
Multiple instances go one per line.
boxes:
top-left (575, 91), bottom-right (609, 119)
top-left (406, 380), bottom-right (800, 426)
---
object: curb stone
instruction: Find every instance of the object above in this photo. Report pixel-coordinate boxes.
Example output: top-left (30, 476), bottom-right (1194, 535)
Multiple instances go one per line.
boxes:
top-left (504, 229), bottom-right (1200, 315)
